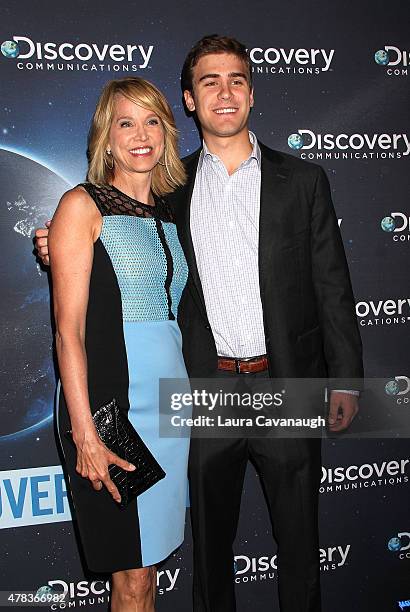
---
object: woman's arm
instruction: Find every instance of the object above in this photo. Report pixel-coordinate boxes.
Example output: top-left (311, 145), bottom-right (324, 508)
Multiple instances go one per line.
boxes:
top-left (49, 188), bottom-right (135, 502)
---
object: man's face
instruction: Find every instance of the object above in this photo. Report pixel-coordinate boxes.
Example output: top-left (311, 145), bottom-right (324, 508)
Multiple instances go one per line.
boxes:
top-left (184, 53), bottom-right (254, 140)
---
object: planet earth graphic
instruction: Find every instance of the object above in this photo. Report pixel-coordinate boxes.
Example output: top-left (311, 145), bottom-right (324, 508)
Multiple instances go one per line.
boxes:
top-left (388, 536), bottom-right (402, 552)
top-left (1, 40), bottom-right (19, 58)
top-left (35, 586), bottom-right (53, 597)
top-left (288, 133), bottom-right (304, 150)
top-left (385, 380), bottom-right (399, 395)
top-left (381, 216), bottom-right (395, 232)
top-left (0, 149), bottom-right (71, 444)
top-left (374, 49), bottom-right (389, 66)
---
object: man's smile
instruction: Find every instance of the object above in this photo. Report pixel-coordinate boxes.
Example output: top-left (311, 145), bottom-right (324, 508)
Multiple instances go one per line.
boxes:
top-left (213, 107), bottom-right (238, 115)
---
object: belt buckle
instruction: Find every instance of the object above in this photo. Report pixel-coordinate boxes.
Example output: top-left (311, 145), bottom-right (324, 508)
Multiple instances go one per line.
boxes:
top-left (236, 356), bottom-right (254, 374)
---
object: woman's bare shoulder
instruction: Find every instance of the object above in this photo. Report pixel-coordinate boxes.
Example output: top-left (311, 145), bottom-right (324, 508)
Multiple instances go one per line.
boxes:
top-left (50, 186), bottom-right (102, 246)
top-left (58, 185), bottom-right (96, 208)
top-left (53, 185), bottom-right (100, 223)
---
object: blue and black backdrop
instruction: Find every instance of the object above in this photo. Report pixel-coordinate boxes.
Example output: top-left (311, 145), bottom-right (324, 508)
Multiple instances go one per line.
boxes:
top-left (1, 1), bottom-right (409, 610)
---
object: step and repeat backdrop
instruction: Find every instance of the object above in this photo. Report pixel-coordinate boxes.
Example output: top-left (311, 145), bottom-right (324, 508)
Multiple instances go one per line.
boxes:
top-left (1, 1), bottom-right (409, 611)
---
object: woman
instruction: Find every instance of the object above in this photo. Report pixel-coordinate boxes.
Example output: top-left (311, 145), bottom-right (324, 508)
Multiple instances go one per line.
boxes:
top-left (49, 77), bottom-right (189, 611)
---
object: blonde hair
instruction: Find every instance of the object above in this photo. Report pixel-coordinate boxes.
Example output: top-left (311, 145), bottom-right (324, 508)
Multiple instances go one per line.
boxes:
top-left (87, 77), bottom-right (186, 195)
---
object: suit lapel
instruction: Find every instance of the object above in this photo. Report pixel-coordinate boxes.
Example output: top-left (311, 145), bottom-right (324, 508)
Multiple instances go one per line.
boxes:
top-left (176, 150), bottom-right (208, 318)
top-left (258, 142), bottom-right (292, 290)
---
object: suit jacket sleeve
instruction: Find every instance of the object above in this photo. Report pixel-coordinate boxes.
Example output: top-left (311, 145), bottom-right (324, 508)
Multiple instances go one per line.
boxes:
top-left (310, 166), bottom-right (364, 388)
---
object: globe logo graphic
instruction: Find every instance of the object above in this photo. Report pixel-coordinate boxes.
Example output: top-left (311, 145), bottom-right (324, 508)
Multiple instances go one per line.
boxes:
top-left (388, 536), bottom-right (402, 552)
top-left (374, 49), bottom-right (389, 66)
top-left (381, 216), bottom-right (395, 232)
top-left (1, 40), bottom-right (19, 58)
top-left (288, 133), bottom-right (304, 150)
top-left (385, 380), bottom-right (399, 395)
top-left (36, 586), bottom-right (52, 597)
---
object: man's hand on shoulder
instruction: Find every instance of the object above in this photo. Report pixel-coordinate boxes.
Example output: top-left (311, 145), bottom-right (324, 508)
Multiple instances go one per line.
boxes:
top-left (35, 221), bottom-right (51, 266)
top-left (328, 391), bottom-right (359, 432)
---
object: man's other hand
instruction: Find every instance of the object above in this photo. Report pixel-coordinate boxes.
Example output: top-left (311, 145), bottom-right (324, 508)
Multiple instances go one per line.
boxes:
top-left (35, 221), bottom-right (51, 265)
top-left (328, 391), bottom-right (359, 432)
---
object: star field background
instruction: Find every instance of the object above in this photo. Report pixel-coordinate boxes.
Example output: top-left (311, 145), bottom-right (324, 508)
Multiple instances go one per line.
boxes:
top-left (1, 1), bottom-right (410, 610)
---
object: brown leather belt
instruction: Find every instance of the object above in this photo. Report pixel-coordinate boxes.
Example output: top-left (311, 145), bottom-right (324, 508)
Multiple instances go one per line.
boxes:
top-left (217, 355), bottom-right (268, 374)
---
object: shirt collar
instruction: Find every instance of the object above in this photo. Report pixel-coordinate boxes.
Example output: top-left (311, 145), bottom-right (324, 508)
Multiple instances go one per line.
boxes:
top-left (198, 130), bottom-right (261, 171)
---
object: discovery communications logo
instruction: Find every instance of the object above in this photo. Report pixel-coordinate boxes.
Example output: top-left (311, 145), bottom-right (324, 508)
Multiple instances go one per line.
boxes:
top-left (320, 458), bottom-right (409, 493)
top-left (381, 212), bottom-right (410, 242)
top-left (287, 129), bottom-right (410, 160)
top-left (388, 532), bottom-right (410, 560)
top-left (233, 543), bottom-right (350, 584)
top-left (248, 46), bottom-right (334, 76)
top-left (39, 569), bottom-right (180, 609)
top-left (355, 298), bottom-right (410, 327)
top-left (385, 377), bottom-right (410, 405)
top-left (0, 36), bottom-right (154, 73)
top-left (374, 46), bottom-right (409, 77)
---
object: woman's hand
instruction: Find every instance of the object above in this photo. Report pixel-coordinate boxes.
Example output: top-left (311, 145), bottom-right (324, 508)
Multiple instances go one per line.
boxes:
top-left (73, 429), bottom-right (136, 503)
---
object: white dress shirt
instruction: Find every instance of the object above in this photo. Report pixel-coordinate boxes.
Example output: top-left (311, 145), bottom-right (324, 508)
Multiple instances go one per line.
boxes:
top-left (190, 131), bottom-right (265, 358)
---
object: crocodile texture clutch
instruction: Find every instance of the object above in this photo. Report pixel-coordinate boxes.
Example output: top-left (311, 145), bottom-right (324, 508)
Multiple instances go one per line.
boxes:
top-left (66, 398), bottom-right (166, 508)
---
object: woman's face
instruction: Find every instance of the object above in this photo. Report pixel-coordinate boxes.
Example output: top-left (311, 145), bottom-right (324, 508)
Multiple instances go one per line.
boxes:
top-left (107, 94), bottom-right (165, 179)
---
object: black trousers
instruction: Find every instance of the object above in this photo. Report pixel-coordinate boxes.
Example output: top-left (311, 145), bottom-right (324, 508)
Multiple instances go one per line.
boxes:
top-left (188, 370), bottom-right (322, 612)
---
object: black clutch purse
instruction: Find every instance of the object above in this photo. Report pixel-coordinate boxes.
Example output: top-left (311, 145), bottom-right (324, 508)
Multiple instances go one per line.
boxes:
top-left (65, 398), bottom-right (166, 508)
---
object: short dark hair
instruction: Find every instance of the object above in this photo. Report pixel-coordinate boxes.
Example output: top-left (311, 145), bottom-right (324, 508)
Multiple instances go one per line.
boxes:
top-left (181, 34), bottom-right (252, 93)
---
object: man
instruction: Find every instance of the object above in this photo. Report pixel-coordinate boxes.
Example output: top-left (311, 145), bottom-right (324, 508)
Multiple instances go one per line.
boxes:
top-left (35, 35), bottom-right (363, 612)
